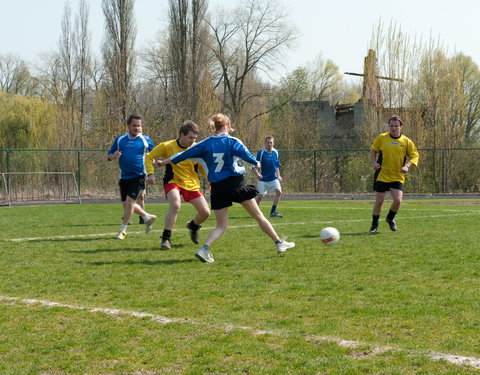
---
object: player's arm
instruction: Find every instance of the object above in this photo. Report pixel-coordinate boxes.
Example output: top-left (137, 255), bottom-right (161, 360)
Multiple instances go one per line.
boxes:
top-left (145, 143), bottom-right (166, 184)
top-left (401, 141), bottom-right (419, 173)
top-left (370, 149), bottom-right (380, 170)
top-left (276, 167), bottom-right (283, 182)
top-left (107, 138), bottom-right (121, 161)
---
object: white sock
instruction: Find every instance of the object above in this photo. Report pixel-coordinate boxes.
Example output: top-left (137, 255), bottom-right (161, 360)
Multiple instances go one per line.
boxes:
top-left (142, 214), bottom-right (151, 221)
top-left (120, 224), bottom-right (128, 232)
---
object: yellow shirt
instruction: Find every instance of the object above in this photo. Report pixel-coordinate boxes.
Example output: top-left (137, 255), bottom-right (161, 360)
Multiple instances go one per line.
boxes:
top-left (145, 139), bottom-right (205, 191)
top-left (371, 133), bottom-right (419, 184)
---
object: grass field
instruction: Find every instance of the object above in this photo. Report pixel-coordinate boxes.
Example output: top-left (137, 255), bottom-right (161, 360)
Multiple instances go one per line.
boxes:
top-left (1, 199), bottom-right (480, 374)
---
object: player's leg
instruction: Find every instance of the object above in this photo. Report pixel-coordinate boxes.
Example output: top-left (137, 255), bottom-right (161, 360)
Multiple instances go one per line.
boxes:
top-left (385, 188), bottom-right (403, 231)
top-left (137, 190), bottom-right (145, 224)
top-left (130, 177), bottom-right (156, 232)
top-left (241, 198), bottom-right (294, 253)
top-left (161, 188), bottom-right (182, 249)
top-left (270, 181), bottom-right (283, 218)
top-left (255, 181), bottom-right (266, 204)
top-left (186, 195), bottom-right (210, 244)
top-left (370, 191), bottom-right (385, 234)
top-left (195, 207), bottom-right (228, 263)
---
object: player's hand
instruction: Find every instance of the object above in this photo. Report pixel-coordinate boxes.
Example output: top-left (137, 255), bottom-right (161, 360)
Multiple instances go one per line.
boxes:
top-left (147, 175), bottom-right (156, 185)
top-left (278, 176), bottom-right (284, 182)
top-left (111, 151), bottom-right (121, 160)
top-left (400, 165), bottom-right (409, 173)
top-left (372, 162), bottom-right (380, 170)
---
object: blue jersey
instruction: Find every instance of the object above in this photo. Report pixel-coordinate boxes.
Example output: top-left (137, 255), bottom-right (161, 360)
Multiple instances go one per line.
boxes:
top-left (170, 132), bottom-right (258, 183)
top-left (108, 133), bottom-right (154, 179)
top-left (256, 147), bottom-right (281, 182)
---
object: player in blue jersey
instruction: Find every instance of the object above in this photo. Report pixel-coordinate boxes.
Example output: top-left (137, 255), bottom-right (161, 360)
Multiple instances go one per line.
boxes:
top-left (254, 135), bottom-right (284, 218)
top-left (159, 113), bottom-right (295, 263)
top-left (107, 114), bottom-right (157, 240)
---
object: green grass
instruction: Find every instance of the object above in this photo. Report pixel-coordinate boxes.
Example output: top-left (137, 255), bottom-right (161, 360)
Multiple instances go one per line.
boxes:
top-left (1, 199), bottom-right (480, 374)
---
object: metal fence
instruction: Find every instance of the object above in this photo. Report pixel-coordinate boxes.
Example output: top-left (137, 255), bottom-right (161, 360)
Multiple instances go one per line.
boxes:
top-left (1, 148), bottom-right (480, 202)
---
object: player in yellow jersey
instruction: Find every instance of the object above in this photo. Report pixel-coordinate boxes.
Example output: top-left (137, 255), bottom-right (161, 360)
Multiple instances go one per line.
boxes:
top-left (369, 115), bottom-right (419, 234)
top-left (145, 121), bottom-right (210, 249)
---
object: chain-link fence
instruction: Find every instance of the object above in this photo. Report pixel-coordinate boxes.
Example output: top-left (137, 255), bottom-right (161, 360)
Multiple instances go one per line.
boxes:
top-left (1, 148), bottom-right (480, 203)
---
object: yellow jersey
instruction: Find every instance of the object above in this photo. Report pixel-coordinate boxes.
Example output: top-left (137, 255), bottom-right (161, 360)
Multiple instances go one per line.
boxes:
top-left (371, 133), bottom-right (419, 184)
top-left (145, 139), bottom-right (205, 191)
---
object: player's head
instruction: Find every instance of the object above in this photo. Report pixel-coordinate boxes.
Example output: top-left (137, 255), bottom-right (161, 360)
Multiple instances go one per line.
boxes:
top-left (264, 136), bottom-right (275, 150)
top-left (209, 113), bottom-right (233, 134)
top-left (178, 120), bottom-right (199, 147)
top-left (126, 114), bottom-right (143, 136)
top-left (388, 115), bottom-right (403, 137)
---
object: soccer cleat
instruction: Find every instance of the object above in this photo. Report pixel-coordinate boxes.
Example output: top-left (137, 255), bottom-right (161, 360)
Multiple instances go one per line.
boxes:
top-left (160, 238), bottom-right (171, 250)
top-left (369, 226), bottom-right (378, 234)
top-left (195, 245), bottom-right (215, 263)
top-left (276, 239), bottom-right (295, 253)
top-left (186, 221), bottom-right (201, 244)
top-left (270, 211), bottom-right (283, 218)
top-left (386, 218), bottom-right (397, 231)
top-left (139, 216), bottom-right (144, 225)
top-left (116, 230), bottom-right (127, 240)
top-left (144, 215), bottom-right (157, 233)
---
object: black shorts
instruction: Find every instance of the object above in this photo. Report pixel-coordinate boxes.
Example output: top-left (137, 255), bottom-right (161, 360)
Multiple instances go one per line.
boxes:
top-left (119, 175), bottom-right (145, 201)
top-left (210, 175), bottom-right (258, 210)
top-left (374, 180), bottom-right (403, 193)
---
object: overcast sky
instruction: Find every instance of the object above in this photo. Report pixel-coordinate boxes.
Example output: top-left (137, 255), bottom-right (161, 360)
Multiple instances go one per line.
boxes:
top-left (1, 0), bottom-right (479, 84)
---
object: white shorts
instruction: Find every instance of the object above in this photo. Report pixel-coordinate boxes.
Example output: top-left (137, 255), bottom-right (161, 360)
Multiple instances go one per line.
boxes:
top-left (257, 180), bottom-right (281, 195)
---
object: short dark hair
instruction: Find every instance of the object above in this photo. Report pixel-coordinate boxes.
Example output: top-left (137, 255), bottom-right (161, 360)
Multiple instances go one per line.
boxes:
top-left (127, 114), bottom-right (143, 125)
top-left (179, 120), bottom-right (199, 136)
top-left (388, 115), bottom-right (403, 126)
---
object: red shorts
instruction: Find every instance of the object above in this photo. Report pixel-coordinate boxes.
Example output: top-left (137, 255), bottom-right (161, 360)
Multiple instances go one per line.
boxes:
top-left (164, 183), bottom-right (203, 202)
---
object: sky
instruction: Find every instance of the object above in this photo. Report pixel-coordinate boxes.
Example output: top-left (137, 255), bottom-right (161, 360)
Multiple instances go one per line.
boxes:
top-left (1, 0), bottom-right (479, 85)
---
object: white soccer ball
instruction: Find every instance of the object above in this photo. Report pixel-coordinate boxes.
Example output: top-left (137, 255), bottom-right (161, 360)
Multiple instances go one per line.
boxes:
top-left (320, 227), bottom-right (340, 245)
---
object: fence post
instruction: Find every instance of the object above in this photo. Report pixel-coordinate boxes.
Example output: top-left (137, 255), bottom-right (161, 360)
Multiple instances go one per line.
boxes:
top-left (77, 150), bottom-right (81, 199)
top-left (313, 150), bottom-right (317, 193)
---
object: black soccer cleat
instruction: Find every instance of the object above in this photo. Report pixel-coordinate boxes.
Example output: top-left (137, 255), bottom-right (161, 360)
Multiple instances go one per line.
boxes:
top-left (369, 226), bottom-right (378, 234)
top-left (386, 218), bottom-right (397, 231)
top-left (186, 221), bottom-right (201, 244)
top-left (139, 216), bottom-right (144, 225)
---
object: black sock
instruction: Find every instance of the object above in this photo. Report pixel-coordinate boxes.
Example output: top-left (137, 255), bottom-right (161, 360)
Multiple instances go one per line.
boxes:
top-left (162, 229), bottom-right (172, 240)
top-left (189, 220), bottom-right (201, 230)
top-left (387, 210), bottom-right (397, 221)
top-left (372, 215), bottom-right (380, 227)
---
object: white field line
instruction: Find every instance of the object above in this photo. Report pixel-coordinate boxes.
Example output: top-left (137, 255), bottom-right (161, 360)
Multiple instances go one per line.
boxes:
top-left (1, 295), bottom-right (479, 370)
top-left (4, 211), bottom-right (480, 243)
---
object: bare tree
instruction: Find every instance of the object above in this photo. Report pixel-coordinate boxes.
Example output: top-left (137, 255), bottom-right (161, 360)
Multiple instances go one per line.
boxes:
top-left (102, 0), bottom-right (137, 123)
top-left (0, 55), bottom-right (34, 95)
top-left (306, 55), bottom-right (344, 102)
top-left (208, 0), bottom-right (297, 127)
top-left (75, 0), bottom-right (92, 147)
top-left (167, 0), bottom-right (210, 119)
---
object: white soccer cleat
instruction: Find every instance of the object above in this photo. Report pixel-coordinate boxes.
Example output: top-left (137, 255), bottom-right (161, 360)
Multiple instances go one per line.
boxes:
top-left (144, 215), bottom-right (157, 233)
top-left (276, 239), bottom-right (295, 253)
top-left (195, 245), bottom-right (215, 263)
top-left (116, 230), bottom-right (127, 240)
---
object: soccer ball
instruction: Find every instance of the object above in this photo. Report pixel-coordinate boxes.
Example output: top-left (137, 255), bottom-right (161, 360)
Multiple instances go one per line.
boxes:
top-left (320, 227), bottom-right (340, 245)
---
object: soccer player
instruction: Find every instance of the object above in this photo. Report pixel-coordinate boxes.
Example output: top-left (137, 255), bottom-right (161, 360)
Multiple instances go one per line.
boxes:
top-left (145, 121), bottom-right (210, 249)
top-left (159, 113), bottom-right (295, 263)
top-left (107, 114), bottom-right (157, 239)
top-left (254, 135), bottom-right (284, 218)
top-left (369, 115), bottom-right (419, 234)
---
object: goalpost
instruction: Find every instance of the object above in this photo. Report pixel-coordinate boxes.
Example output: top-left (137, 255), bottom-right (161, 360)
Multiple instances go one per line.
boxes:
top-left (0, 172), bottom-right (81, 206)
